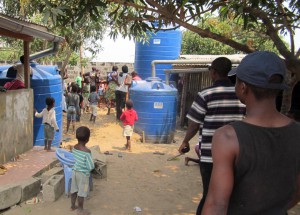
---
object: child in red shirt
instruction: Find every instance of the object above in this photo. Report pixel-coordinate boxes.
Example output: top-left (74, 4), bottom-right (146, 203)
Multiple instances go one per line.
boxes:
top-left (120, 100), bottom-right (138, 152)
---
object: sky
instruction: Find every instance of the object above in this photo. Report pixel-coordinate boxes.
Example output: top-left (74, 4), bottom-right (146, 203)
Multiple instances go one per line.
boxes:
top-left (86, 29), bottom-right (300, 63)
top-left (86, 35), bottom-right (135, 63)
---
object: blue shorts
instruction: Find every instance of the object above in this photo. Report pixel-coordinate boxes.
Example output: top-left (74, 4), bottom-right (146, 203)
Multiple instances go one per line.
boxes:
top-left (67, 106), bottom-right (76, 121)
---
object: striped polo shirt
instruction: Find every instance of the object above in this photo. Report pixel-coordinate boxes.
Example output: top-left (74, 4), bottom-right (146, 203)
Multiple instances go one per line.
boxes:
top-left (72, 148), bottom-right (95, 175)
top-left (187, 79), bottom-right (246, 163)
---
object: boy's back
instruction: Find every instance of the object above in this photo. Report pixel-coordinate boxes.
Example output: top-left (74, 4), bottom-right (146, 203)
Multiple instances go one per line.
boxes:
top-left (70, 126), bottom-right (93, 214)
top-left (88, 91), bottom-right (99, 105)
top-left (72, 145), bottom-right (94, 175)
top-left (120, 108), bottom-right (138, 126)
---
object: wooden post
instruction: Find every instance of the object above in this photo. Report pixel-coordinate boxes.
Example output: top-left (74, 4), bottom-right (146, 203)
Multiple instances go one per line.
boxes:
top-left (23, 41), bottom-right (30, 88)
top-left (142, 131), bottom-right (145, 143)
top-left (80, 45), bottom-right (85, 75)
top-left (180, 74), bottom-right (188, 127)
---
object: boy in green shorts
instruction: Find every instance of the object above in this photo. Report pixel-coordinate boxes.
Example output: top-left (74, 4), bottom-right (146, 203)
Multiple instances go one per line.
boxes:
top-left (70, 126), bottom-right (94, 215)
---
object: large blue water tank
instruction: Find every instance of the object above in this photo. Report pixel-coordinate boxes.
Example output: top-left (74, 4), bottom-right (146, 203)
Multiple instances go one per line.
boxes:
top-left (0, 63), bottom-right (63, 147)
top-left (130, 78), bottom-right (178, 143)
top-left (134, 28), bottom-right (182, 81)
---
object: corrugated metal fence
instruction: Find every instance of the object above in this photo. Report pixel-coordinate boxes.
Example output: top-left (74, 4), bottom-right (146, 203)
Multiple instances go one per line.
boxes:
top-left (179, 71), bottom-right (212, 126)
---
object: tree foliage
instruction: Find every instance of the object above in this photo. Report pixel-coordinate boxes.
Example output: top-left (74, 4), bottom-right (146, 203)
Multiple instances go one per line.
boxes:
top-left (2, 1), bottom-right (299, 58)
top-left (0, 0), bottom-right (108, 66)
top-left (1, 0), bottom-right (300, 112)
top-left (182, 15), bottom-right (281, 55)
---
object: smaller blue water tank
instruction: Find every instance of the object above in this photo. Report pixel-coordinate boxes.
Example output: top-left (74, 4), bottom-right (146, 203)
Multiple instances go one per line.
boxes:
top-left (130, 78), bottom-right (178, 143)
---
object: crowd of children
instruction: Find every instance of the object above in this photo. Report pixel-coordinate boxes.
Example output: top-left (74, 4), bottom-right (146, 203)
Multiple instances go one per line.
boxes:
top-left (61, 66), bottom-right (139, 143)
top-left (34, 66), bottom-right (140, 214)
top-left (32, 53), bottom-right (300, 215)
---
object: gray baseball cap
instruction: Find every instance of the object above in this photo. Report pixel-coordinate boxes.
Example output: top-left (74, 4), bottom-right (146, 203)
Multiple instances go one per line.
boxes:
top-left (228, 51), bottom-right (287, 89)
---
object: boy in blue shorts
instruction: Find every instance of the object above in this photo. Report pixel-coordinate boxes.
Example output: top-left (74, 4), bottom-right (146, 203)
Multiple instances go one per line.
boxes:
top-left (35, 97), bottom-right (59, 151)
top-left (70, 126), bottom-right (94, 215)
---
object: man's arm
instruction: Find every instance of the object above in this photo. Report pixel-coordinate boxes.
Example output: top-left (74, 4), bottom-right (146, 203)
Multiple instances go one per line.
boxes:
top-left (178, 120), bottom-right (200, 153)
top-left (202, 125), bottom-right (239, 215)
top-left (179, 93), bottom-right (207, 153)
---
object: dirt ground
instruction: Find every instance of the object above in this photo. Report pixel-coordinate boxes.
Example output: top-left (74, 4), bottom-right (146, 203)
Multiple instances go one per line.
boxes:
top-left (3, 108), bottom-right (201, 215)
top-left (3, 107), bottom-right (300, 215)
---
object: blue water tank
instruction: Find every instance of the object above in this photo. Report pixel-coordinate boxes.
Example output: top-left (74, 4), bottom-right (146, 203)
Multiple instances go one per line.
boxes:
top-left (134, 28), bottom-right (182, 81)
top-left (130, 78), bottom-right (178, 143)
top-left (0, 66), bottom-right (13, 85)
top-left (0, 65), bottom-right (11, 72)
top-left (0, 63), bottom-right (63, 147)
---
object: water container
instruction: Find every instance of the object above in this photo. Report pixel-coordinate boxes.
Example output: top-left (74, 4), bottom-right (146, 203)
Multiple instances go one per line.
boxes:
top-left (0, 66), bottom-right (13, 86)
top-left (0, 63), bottom-right (63, 147)
top-left (130, 78), bottom-right (177, 143)
top-left (0, 65), bottom-right (11, 72)
top-left (134, 28), bottom-right (182, 81)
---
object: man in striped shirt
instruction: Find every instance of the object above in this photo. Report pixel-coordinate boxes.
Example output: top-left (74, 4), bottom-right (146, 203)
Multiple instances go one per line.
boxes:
top-left (178, 57), bottom-right (246, 215)
top-left (71, 126), bottom-right (94, 215)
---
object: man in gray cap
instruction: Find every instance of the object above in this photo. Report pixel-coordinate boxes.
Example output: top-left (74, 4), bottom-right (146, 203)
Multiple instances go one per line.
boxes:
top-left (202, 51), bottom-right (300, 214)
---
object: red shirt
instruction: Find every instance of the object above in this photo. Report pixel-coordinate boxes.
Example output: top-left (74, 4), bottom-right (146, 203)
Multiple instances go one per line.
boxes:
top-left (120, 109), bottom-right (138, 126)
top-left (132, 76), bottom-right (142, 81)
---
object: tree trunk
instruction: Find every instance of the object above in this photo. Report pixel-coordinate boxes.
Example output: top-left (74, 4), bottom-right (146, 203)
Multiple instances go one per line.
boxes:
top-left (281, 59), bottom-right (300, 114)
top-left (61, 47), bottom-right (72, 78)
top-left (80, 45), bottom-right (84, 76)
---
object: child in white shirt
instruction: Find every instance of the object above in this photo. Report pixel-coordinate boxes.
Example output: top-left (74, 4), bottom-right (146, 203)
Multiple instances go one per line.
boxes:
top-left (35, 97), bottom-right (59, 151)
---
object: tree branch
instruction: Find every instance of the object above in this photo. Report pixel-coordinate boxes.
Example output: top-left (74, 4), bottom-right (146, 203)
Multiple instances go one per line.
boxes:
top-left (296, 47), bottom-right (300, 58)
top-left (275, 0), bottom-right (295, 54)
top-left (143, 0), bottom-right (253, 54)
top-left (106, 0), bottom-right (159, 14)
top-left (244, 6), bottom-right (293, 59)
top-left (174, 17), bottom-right (255, 53)
top-left (106, 0), bottom-right (295, 55)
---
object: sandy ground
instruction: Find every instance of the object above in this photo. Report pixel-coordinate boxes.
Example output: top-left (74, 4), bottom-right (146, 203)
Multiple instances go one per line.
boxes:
top-left (4, 108), bottom-right (201, 215)
top-left (3, 107), bottom-right (300, 215)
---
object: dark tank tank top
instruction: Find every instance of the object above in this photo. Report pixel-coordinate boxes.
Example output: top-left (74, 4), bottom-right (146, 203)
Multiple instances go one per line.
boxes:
top-left (228, 121), bottom-right (300, 215)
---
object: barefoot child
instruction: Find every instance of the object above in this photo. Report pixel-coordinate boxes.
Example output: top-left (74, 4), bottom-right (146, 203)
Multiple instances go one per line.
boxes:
top-left (88, 86), bottom-right (100, 123)
top-left (185, 144), bottom-right (200, 166)
top-left (70, 126), bottom-right (94, 215)
top-left (65, 84), bottom-right (80, 134)
top-left (35, 97), bottom-right (59, 151)
top-left (120, 100), bottom-right (138, 151)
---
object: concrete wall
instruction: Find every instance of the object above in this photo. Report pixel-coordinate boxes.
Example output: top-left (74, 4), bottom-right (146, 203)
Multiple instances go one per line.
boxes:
top-left (0, 89), bottom-right (33, 164)
top-left (65, 62), bottom-right (134, 81)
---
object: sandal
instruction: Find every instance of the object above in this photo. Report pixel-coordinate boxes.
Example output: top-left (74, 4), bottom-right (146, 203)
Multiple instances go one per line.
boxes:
top-left (153, 151), bottom-right (165, 155)
top-left (104, 151), bottom-right (113, 155)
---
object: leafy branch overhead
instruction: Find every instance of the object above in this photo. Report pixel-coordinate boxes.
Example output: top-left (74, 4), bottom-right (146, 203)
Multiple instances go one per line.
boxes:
top-left (105, 0), bottom-right (300, 58)
top-left (2, 1), bottom-right (299, 57)
top-left (1, 0), bottom-right (108, 58)
top-left (0, 0), bottom-right (299, 113)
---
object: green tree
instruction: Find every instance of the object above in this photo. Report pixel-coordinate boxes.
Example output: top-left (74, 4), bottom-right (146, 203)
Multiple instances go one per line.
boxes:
top-left (1, 0), bottom-right (300, 112)
top-left (105, 0), bottom-right (300, 113)
top-left (0, 0), bottom-right (108, 73)
top-left (182, 15), bottom-right (280, 55)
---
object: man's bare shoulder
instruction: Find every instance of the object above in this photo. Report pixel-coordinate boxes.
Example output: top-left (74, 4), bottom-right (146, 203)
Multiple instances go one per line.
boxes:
top-left (214, 124), bottom-right (237, 142)
top-left (212, 124), bottom-right (239, 155)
